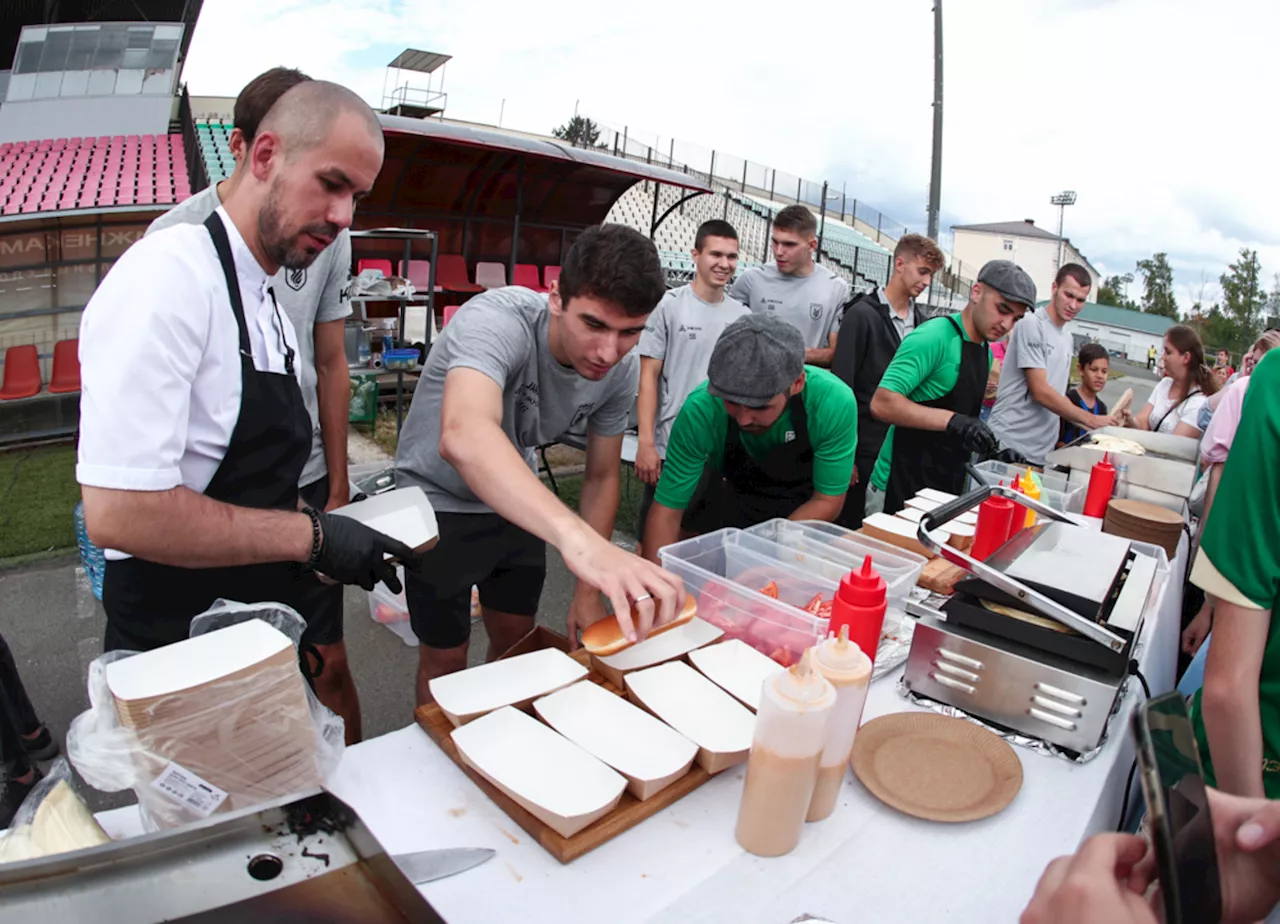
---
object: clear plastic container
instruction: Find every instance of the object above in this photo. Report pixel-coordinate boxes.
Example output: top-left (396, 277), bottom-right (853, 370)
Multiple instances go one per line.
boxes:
top-left (735, 656), bottom-right (836, 856)
top-left (743, 519), bottom-right (925, 607)
top-left (969, 460), bottom-right (1085, 513)
top-left (659, 529), bottom-right (833, 667)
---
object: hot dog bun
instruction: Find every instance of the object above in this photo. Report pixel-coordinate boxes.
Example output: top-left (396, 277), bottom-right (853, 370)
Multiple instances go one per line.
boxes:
top-left (581, 595), bottom-right (697, 656)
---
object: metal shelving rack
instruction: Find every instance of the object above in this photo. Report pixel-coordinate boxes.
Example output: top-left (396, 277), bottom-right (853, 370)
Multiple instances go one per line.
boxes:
top-left (348, 228), bottom-right (439, 432)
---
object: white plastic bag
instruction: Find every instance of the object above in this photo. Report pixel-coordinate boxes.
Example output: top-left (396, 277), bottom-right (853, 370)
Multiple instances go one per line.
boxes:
top-left (67, 600), bottom-right (345, 832)
top-left (0, 759), bottom-right (109, 864)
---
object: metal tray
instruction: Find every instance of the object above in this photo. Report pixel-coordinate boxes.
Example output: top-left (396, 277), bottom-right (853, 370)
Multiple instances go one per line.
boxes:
top-left (0, 789), bottom-right (443, 924)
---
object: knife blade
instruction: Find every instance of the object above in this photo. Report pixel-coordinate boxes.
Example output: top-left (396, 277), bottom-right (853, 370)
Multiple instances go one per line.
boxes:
top-left (390, 847), bottom-right (496, 884)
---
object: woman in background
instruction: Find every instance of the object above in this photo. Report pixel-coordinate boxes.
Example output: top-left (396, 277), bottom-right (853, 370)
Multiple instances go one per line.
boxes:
top-left (1127, 324), bottom-right (1219, 438)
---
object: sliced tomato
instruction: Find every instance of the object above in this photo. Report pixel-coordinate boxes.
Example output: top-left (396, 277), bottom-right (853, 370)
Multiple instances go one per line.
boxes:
top-left (803, 593), bottom-right (825, 616)
top-left (759, 581), bottom-right (780, 599)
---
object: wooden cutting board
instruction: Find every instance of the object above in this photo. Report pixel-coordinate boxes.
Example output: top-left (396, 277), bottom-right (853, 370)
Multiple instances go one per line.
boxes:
top-left (414, 629), bottom-right (714, 864)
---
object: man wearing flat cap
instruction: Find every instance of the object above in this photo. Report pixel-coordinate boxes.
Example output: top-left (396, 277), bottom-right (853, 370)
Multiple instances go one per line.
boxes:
top-left (641, 313), bottom-right (857, 560)
top-left (866, 259), bottom-right (1035, 515)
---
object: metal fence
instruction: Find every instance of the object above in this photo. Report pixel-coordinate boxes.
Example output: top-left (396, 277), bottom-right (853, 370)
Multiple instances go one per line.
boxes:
top-left (589, 120), bottom-right (975, 310)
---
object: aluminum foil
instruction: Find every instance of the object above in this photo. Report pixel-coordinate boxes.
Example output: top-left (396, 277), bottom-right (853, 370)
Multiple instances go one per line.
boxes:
top-left (870, 586), bottom-right (933, 681)
top-left (896, 634), bottom-right (1147, 764)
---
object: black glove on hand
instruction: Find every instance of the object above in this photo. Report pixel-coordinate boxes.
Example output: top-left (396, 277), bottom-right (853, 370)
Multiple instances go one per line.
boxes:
top-left (312, 511), bottom-right (418, 593)
top-left (945, 413), bottom-right (1000, 458)
top-left (995, 447), bottom-right (1029, 465)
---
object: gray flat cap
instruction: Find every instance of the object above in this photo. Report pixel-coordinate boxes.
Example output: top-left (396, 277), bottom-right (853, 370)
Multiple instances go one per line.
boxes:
top-left (707, 313), bottom-right (805, 408)
top-left (977, 260), bottom-right (1037, 309)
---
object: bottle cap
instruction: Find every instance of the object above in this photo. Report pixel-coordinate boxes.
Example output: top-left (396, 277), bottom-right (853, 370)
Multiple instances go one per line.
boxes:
top-left (836, 555), bottom-right (886, 608)
top-left (813, 624), bottom-right (872, 674)
top-left (772, 649), bottom-right (836, 706)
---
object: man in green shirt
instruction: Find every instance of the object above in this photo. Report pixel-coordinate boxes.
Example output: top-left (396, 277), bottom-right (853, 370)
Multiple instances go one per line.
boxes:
top-left (642, 313), bottom-right (856, 560)
top-left (1190, 348), bottom-right (1280, 798)
top-left (868, 260), bottom-right (1035, 514)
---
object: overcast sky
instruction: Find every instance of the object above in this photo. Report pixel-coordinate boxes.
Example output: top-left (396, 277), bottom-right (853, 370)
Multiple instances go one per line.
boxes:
top-left (182, 0), bottom-right (1279, 312)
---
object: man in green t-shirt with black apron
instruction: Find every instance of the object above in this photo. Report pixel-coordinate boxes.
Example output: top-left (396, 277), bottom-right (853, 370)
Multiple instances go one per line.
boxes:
top-left (868, 260), bottom-right (1036, 514)
top-left (1189, 348), bottom-right (1280, 798)
top-left (641, 314), bottom-right (857, 559)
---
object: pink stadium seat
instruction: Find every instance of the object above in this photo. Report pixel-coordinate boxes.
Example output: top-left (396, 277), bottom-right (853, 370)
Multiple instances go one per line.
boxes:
top-left (357, 258), bottom-right (394, 278)
top-left (435, 255), bottom-right (483, 294)
top-left (403, 260), bottom-right (443, 292)
top-left (443, 304), bottom-right (461, 328)
top-left (543, 265), bottom-right (562, 287)
top-left (474, 261), bottom-right (507, 289)
top-left (47, 340), bottom-right (80, 394)
top-left (513, 264), bottom-right (548, 292)
top-left (0, 345), bottom-right (41, 400)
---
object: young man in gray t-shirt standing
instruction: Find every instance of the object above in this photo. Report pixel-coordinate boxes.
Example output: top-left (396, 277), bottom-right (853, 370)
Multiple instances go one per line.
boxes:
top-left (146, 67), bottom-right (362, 742)
top-left (989, 263), bottom-right (1118, 464)
top-left (396, 225), bottom-right (686, 705)
top-left (634, 219), bottom-right (749, 555)
top-left (730, 204), bottom-right (849, 367)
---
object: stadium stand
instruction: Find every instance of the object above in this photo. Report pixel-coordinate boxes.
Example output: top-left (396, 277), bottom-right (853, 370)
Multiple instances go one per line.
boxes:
top-left (194, 118), bottom-right (234, 183)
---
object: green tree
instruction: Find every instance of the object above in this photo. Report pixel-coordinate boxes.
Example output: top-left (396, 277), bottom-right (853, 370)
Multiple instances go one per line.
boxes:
top-left (552, 114), bottom-right (601, 148)
top-left (1135, 254), bottom-right (1179, 319)
top-left (1097, 274), bottom-right (1137, 309)
top-left (1219, 248), bottom-right (1265, 349)
top-left (1187, 302), bottom-right (1239, 356)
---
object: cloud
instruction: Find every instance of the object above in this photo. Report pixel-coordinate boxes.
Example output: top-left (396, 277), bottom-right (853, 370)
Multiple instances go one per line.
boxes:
top-left (180, 0), bottom-right (1280, 313)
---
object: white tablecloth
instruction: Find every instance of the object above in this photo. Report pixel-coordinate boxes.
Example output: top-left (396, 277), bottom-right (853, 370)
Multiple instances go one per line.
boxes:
top-left (314, 533), bottom-right (1188, 924)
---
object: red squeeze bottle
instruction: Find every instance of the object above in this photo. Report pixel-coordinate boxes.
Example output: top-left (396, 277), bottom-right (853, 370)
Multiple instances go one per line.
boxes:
top-left (828, 555), bottom-right (887, 666)
top-left (971, 483), bottom-right (1016, 561)
top-left (1083, 452), bottom-right (1117, 518)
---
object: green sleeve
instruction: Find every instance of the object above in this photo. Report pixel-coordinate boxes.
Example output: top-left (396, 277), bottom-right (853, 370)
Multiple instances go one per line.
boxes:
top-left (871, 429), bottom-right (893, 490)
top-left (878, 316), bottom-right (951, 398)
top-left (654, 386), bottom-right (724, 509)
top-left (807, 370), bottom-right (857, 495)
top-left (1197, 350), bottom-right (1280, 610)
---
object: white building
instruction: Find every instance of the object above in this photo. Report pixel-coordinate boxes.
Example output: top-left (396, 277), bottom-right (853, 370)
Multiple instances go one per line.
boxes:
top-left (951, 219), bottom-right (1101, 305)
top-left (1055, 301), bottom-right (1175, 362)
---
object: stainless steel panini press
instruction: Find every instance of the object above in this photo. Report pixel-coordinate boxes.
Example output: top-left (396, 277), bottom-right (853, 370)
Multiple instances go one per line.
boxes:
top-left (901, 483), bottom-right (1160, 754)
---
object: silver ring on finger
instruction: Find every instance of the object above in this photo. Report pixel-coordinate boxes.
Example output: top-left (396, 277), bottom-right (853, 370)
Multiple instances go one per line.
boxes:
top-left (632, 593), bottom-right (652, 603)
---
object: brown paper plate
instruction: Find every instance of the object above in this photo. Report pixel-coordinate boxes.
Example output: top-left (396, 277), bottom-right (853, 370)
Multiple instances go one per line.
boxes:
top-left (1106, 499), bottom-right (1183, 526)
top-left (851, 713), bottom-right (1023, 822)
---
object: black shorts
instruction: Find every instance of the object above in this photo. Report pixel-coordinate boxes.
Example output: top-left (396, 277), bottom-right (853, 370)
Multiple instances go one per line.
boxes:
top-left (405, 512), bottom-right (546, 649)
top-left (297, 476), bottom-right (346, 647)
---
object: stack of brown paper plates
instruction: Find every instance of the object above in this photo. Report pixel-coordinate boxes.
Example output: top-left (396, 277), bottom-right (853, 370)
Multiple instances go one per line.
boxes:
top-left (1103, 499), bottom-right (1181, 557)
top-left (105, 620), bottom-right (323, 813)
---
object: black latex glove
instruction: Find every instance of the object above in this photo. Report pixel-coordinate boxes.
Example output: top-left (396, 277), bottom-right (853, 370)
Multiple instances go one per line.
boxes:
top-left (994, 447), bottom-right (1028, 465)
top-left (313, 511), bottom-right (418, 593)
top-left (945, 413), bottom-right (1000, 457)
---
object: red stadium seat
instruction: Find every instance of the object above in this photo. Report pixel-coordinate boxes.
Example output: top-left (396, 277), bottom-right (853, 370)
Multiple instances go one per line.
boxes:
top-left (47, 340), bottom-right (80, 394)
top-left (543, 265), bottom-right (562, 288)
top-left (0, 345), bottom-right (41, 399)
top-left (513, 264), bottom-right (548, 292)
top-left (435, 255), bottom-right (483, 294)
top-left (357, 258), bottom-right (394, 278)
top-left (443, 304), bottom-right (461, 327)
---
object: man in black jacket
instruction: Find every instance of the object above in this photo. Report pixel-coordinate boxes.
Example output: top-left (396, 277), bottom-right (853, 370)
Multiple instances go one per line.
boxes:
top-left (831, 233), bottom-right (946, 527)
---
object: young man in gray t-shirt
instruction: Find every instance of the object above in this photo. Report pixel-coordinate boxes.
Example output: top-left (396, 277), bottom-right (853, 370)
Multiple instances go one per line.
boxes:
top-left (989, 263), bottom-right (1118, 464)
top-left (634, 219), bottom-right (749, 553)
top-left (730, 204), bottom-right (849, 366)
top-left (146, 66), bottom-right (362, 742)
top-left (396, 225), bottom-right (686, 705)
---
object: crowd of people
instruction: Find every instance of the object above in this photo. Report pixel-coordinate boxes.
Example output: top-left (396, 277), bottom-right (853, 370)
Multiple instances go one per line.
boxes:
top-left (0, 61), bottom-right (1273, 919)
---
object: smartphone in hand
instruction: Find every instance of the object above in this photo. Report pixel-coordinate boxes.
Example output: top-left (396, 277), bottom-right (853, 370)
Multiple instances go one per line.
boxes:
top-left (1130, 692), bottom-right (1222, 924)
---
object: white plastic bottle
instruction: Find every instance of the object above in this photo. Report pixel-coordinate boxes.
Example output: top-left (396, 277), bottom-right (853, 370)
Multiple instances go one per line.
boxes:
top-left (806, 625), bottom-right (872, 822)
top-left (735, 650), bottom-right (836, 857)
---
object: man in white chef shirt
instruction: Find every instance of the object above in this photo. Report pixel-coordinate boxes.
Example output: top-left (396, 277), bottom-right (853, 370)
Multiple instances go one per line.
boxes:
top-left (144, 67), bottom-right (364, 744)
top-left (78, 80), bottom-right (414, 661)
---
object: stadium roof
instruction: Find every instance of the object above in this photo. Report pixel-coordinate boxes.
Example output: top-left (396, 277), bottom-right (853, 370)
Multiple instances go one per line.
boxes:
top-left (388, 49), bottom-right (450, 73)
top-left (1039, 299), bottom-right (1177, 337)
top-left (0, 0), bottom-right (202, 72)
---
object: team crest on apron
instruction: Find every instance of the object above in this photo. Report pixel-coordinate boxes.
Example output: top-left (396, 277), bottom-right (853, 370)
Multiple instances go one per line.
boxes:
top-left (286, 267), bottom-right (307, 291)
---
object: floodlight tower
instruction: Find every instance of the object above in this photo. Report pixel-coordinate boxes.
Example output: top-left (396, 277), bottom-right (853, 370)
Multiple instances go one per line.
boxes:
top-left (1051, 190), bottom-right (1076, 272)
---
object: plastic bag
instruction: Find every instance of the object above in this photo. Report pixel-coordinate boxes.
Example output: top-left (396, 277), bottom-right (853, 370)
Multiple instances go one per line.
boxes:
top-left (67, 601), bottom-right (345, 833)
top-left (0, 759), bottom-right (110, 864)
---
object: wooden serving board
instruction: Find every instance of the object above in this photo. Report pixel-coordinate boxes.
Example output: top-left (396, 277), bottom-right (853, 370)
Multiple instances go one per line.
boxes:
top-left (413, 627), bottom-right (715, 864)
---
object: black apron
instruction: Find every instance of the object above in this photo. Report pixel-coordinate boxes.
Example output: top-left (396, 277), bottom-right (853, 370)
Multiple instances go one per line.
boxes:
top-left (882, 315), bottom-right (988, 514)
top-left (720, 393), bottom-right (816, 528)
top-left (102, 212), bottom-right (314, 653)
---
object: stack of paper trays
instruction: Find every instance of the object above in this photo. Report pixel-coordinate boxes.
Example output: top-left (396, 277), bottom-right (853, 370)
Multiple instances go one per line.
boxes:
top-left (105, 620), bottom-right (322, 814)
